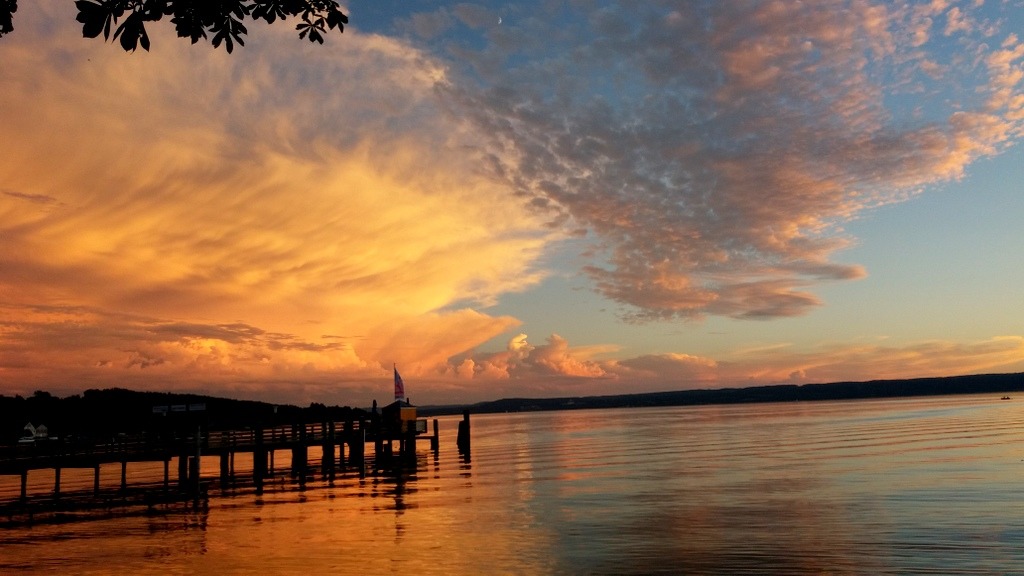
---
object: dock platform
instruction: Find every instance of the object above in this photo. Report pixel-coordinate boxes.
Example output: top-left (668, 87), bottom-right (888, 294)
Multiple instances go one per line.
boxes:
top-left (0, 414), bottom-right (465, 526)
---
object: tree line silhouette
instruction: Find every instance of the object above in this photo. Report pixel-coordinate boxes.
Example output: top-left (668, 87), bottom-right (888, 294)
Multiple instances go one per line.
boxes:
top-left (5, 372), bottom-right (1022, 443)
top-left (421, 372), bottom-right (1024, 415)
top-left (1, 388), bottom-right (365, 444)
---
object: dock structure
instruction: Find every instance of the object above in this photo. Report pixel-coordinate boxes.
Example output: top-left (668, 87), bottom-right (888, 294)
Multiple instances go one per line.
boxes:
top-left (0, 413), bottom-right (454, 524)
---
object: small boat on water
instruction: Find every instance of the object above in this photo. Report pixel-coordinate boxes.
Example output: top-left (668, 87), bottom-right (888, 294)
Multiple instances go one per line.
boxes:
top-left (1001, 396), bottom-right (1011, 400)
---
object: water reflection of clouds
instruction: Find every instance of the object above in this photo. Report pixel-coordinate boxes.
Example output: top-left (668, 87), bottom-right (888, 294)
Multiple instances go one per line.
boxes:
top-left (5, 400), bottom-right (1023, 573)
top-left (471, 400), bottom-right (1024, 573)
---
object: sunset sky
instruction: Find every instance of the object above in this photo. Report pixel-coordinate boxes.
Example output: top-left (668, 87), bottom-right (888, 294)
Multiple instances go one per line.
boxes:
top-left (1, 0), bottom-right (1023, 406)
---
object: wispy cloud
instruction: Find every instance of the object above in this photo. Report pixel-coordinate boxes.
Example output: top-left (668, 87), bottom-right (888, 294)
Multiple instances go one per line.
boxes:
top-left (436, 1), bottom-right (1024, 320)
top-left (2, 189), bottom-right (60, 205)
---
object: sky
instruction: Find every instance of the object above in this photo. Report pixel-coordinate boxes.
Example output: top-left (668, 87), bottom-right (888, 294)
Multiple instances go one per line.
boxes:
top-left (1, 0), bottom-right (1023, 407)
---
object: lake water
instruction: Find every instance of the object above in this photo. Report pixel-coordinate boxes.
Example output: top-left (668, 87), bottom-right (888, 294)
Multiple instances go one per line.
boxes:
top-left (2, 394), bottom-right (1024, 574)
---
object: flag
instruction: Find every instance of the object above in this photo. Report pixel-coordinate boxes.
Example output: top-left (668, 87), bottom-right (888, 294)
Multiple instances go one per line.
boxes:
top-left (394, 366), bottom-right (405, 402)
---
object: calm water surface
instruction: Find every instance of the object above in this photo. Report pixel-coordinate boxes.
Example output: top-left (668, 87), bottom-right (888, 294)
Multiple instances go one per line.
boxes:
top-left (2, 395), bottom-right (1024, 574)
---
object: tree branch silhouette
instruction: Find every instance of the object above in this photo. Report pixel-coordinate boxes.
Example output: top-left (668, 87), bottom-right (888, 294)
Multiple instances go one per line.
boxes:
top-left (0, 0), bottom-right (347, 52)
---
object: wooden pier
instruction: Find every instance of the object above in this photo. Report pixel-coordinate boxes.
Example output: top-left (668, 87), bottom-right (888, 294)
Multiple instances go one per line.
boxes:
top-left (0, 414), bottom-right (459, 525)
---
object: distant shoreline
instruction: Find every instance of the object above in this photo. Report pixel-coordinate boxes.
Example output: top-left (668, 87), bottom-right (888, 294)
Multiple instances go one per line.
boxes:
top-left (419, 372), bottom-right (1024, 416)
top-left (3, 373), bottom-right (1021, 439)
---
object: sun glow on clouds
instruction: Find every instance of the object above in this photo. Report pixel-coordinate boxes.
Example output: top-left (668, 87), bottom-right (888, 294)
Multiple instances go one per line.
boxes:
top-left (1, 0), bottom-right (1023, 405)
top-left (435, 0), bottom-right (1024, 321)
top-left (0, 5), bottom-right (552, 402)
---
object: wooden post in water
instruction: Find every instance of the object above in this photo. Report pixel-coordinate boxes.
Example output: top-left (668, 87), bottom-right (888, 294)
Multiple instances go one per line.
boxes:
top-left (292, 424), bottom-right (308, 488)
top-left (374, 435), bottom-right (385, 463)
top-left (457, 410), bottom-right (471, 456)
top-left (253, 427), bottom-right (266, 494)
top-left (188, 457), bottom-right (199, 493)
top-left (344, 422), bottom-right (365, 478)
top-left (178, 445), bottom-right (189, 489)
top-left (431, 419), bottom-right (440, 453)
top-left (94, 465), bottom-right (101, 496)
top-left (321, 421), bottom-right (335, 481)
top-left (180, 426), bottom-right (201, 495)
top-left (53, 467), bottom-right (61, 498)
top-left (342, 432), bottom-right (350, 469)
top-left (219, 452), bottom-right (230, 486)
top-left (358, 426), bottom-right (366, 479)
top-left (194, 425), bottom-right (202, 495)
top-left (120, 461), bottom-right (127, 492)
top-left (403, 420), bottom-right (417, 460)
top-left (341, 420), bottom-right (353, 471)
top-left (288, 424), bottom-right (297, 477)
top-left (20, 470), bottom-right (27, 501)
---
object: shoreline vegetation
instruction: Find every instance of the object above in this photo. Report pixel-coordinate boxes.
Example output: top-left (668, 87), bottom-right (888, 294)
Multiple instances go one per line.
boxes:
top-left (431, 372), bottom-right (1023, 416)
top-left (3, 372), bottom-right (1022, 442)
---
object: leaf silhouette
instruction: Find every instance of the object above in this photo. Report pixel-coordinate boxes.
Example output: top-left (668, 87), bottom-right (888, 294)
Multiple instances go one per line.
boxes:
top-left (0, 0), bottom-right (16, 37)
top-left (113, 11), bottom-right (149, 51)
top-left (75, 0), bottom-right (109, 39)
top-left (16, 0), bottom-right (347, 52)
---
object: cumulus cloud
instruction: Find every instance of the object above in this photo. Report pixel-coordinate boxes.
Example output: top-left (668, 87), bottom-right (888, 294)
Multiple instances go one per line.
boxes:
top-left (435, 333), bottom-right (1024, 402)
top-left (446, 333), bottom-right (613, 382)
top-left (0, 2), bottom-right (556, 402)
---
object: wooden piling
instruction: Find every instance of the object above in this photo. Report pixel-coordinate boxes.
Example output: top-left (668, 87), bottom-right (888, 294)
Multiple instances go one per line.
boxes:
top-left (431, 419), bottom-right (440, 452)
top-left (291, 446), bottom-right (307, 477)
top-left (178, 449), bottom-right (189, 488)
top-left (188, 457), bottom-right (199, 489)
top-left (321, 421), bottom-right (335, 479)
top-left (253, 427), bottom-right (266, 494)
top-left (457, 410), bottom-right (471, 455)
top-left (342, 420), bottom-right (353, 468)
top-left (403, 421), bottom-right (417, 459)
top-left (194, 426), bottom-right (202, 494)
top-left (360, 427), bottom-right (366, 478)
top-left (219, 452), bottom-right (230, 485)
top-left (374, 436), bottom-right (385, 461)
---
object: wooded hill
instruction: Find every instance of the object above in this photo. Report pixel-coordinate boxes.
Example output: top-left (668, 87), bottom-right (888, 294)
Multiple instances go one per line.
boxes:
top-left (420, 372), bottom-right (1024, 415)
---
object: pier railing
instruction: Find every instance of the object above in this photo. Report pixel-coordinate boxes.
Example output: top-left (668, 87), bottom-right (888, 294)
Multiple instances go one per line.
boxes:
top-left (0, 413), bottom-right (468, 525)
top-left (0, 420), bottom-right (370, 473)
top-left (208, 420), bottom-right (367, 450)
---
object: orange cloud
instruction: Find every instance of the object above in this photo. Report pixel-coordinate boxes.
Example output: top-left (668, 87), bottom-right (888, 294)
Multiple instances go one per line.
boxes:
top-left (0, 7), bottom-right (557, 403)
top-left (720, 337), bottom-right (1024, 386)
top-left (428, 334), bottom-right (1024, 403)
top-left (2, 2), bottom-right (1022, 406)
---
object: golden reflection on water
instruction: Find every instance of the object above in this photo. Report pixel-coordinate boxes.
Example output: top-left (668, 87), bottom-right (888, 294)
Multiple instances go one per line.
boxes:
top-left (2, 395), bottom-right (1024, 574)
